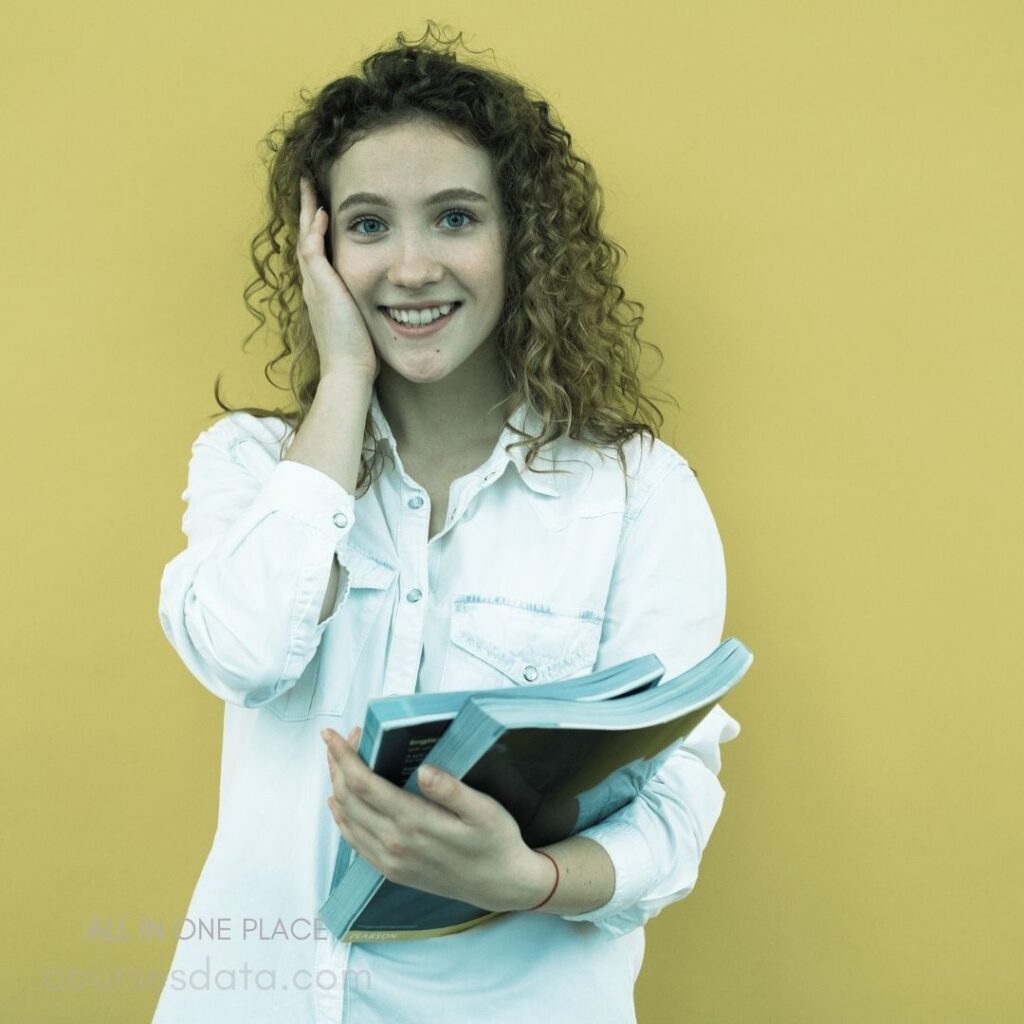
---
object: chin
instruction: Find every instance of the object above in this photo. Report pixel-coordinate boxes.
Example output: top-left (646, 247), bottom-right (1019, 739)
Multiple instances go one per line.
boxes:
top-left (380, 355), bottom-right (455, 384)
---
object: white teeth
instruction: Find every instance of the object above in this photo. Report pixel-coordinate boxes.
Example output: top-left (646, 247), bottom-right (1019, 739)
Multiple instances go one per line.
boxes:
top-left (385, 303), bottom-right (455, 326)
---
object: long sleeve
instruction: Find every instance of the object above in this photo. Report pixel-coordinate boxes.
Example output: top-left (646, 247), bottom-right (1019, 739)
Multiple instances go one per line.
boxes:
top-left (157, 413), bottom-right (357, 708)
top-left (559, 453), bottom-right (741, 938)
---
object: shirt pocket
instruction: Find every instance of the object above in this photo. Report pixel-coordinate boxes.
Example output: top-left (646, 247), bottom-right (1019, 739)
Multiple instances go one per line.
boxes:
top-left (265, 545), bottom-right (395, 722)
top-left (442, 595), bottom-right (605, 692)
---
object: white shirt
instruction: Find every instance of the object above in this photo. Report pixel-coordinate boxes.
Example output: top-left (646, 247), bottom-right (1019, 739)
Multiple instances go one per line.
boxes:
top-left (153, 388), bottom-right (741, 1024)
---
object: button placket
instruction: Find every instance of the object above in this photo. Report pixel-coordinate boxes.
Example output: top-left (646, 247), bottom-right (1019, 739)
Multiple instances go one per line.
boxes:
top-left (381, 484), bottom-right (429, 697)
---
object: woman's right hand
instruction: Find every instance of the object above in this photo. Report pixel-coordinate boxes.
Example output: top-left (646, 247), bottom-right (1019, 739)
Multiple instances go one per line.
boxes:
top-left (297, 176), bottom-right (380, 382)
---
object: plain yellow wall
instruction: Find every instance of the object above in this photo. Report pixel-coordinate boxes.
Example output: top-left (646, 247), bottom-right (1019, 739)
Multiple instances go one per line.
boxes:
top-left (3, 2), bottom-right (1021, 1021)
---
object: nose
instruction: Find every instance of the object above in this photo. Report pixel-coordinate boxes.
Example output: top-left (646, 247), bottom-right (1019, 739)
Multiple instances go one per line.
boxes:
top-left (386, 233), bottom-right (445, 291)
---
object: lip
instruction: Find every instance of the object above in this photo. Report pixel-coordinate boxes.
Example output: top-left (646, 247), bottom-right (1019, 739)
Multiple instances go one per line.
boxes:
top-left (379, 303), bottom-right (461, 337)
top-left (381, 301), bottom-right (460, 311)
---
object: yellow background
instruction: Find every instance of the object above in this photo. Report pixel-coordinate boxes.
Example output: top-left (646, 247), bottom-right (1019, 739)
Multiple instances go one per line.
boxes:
top-left (3, 2), bottom-right (1021, 1021)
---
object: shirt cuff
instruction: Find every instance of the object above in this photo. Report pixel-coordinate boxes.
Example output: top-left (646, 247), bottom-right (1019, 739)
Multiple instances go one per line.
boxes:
top-left (251, 459), bottom-right (356, 544)
top-left (558, 818), bottom-right (655, 923)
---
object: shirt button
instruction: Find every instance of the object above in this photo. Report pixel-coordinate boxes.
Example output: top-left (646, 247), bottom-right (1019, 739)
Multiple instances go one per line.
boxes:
top-left (522, 664), bottom-right (539, 682)
top-left (406, 588), bottom-right (423, 603)
top-left (408, 495), bottom-right (424, 509)
top-left (332, 512), bottom-right (349, 528)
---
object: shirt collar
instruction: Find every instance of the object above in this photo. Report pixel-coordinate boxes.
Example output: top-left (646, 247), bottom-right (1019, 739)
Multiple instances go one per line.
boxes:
top-left (368, 387), bottom-right (561, 498)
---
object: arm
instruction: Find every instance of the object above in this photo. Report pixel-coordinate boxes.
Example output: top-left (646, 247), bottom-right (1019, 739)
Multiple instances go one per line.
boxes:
top-left (554, 453), bottom-right (741, 938)
top-left (286, 372), bottom-right (376, 622)
top-left (157, 374), bottom-right (373, 707)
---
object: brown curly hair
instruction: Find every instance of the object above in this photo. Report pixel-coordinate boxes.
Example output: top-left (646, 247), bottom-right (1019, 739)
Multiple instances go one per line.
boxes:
top-left (213, 20), bottom-right (683, 495)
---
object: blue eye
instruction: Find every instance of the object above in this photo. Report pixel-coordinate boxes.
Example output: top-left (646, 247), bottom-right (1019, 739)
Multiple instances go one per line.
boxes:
top-left (350, 216), bottom-right (385, 235)
top-left (348, 208), bottom-right (478, 236)
top-left (440, 209), bottom-right (474, 229)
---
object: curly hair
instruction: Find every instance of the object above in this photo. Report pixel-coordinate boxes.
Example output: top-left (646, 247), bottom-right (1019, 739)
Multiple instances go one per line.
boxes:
top-left (213, 20), bottom-right (683, 495)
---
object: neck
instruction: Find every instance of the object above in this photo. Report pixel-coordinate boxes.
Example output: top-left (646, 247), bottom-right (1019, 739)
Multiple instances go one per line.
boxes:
top-left (374, 348), bottom-right (516, 459)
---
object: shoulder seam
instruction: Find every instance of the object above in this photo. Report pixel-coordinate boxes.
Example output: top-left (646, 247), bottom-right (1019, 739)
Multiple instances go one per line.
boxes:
top-left (623, 445), bottom-right (691, 523)
top-left (613, 457), bottom-right (695, 561)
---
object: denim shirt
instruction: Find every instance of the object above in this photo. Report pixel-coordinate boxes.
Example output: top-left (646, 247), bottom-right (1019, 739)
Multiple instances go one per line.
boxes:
top-left (153, 388), bottom-right (740, 1024)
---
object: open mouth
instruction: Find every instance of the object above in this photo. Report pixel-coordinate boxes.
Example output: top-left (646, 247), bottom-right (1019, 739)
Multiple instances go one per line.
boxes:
top-left (379, 302), bottom-right (462, 334)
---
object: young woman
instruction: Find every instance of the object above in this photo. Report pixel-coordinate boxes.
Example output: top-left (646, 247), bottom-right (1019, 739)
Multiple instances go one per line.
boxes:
top-left (155, 23), bottom-right (740, 1024)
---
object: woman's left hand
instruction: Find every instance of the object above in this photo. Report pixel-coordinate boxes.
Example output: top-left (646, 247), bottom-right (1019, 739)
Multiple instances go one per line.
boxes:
top-left (321, 727), bottom-right (550, 913)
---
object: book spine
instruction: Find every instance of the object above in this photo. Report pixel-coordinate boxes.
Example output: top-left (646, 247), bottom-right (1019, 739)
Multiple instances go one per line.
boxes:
top-left (342, 911), bottom-right (508, 943)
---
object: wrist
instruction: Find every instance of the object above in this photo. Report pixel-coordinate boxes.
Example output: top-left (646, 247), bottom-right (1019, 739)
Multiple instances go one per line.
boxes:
top-left (317, 369), bottom-right (376, 393)
top-left (509, 848), bottom-right (559, 913)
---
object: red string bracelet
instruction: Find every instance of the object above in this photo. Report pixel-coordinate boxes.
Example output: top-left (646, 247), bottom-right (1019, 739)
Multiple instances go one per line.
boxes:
top-left (526, 850), bottom-right (560, 911)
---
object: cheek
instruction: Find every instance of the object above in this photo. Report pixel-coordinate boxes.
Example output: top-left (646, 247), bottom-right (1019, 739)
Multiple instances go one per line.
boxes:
top-left (461, 249), bottom-right (504, 295)
top-left (332, 252), bottom-right (375, 296)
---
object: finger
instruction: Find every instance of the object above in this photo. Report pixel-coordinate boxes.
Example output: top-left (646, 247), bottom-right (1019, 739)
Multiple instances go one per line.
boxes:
top-left (297, 177), bottom-right (330, 278)
top-left (297, 198), bottom-right (339, 293)
top-left (322, 727), bottom-right (360, 761)
top-left (346, 810), bottom-right (394, 876)
top-left (326, 768), bottom-right (409, 877)
top-left (323, 729), bottom-right (373, 794)
top-left (417, 766), bottom-right (495, 827)
top-left (327, 726), bottom-right (356, 758)
top-left (298, 175), bottom-right (316, 235)
top-left (297, 177), bottom-right (316, 290)
top-left (329, 796), bottom-right (378, 866)
top-left (327, 733), bottom-right (414, 817)
top-left (298, 177), bottom-right (323, 243)
top-left (324, 731), bottom-right (360, 782)
top-left (329, 732), bottom-right (461, 838)
top-left (328, 777), bottom-right (394, 849)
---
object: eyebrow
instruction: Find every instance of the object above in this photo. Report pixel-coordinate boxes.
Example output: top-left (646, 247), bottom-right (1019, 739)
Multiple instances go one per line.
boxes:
top-left (335, 187), bottom-right (490, 215)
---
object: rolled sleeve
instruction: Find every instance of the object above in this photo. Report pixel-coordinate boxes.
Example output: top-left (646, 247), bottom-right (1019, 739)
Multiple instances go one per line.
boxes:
top-left (561, 707), bottom-right (740, 937)
top-left (158, 416), bottom-right (357, 708)
top-left (248, 458), bottom-right (356, 541)
top-left (561, 819), bottom-right (655, 925)
top-left (558, 451), bottom-right (741, 938)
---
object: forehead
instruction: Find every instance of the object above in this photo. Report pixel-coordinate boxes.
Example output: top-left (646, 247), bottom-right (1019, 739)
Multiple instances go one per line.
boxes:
top-left (329, 120), bottom-right (494, 196)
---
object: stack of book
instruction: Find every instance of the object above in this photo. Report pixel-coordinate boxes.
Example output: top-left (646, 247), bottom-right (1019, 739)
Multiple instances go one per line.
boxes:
top-left (318, 636), bottom-right (752, 942)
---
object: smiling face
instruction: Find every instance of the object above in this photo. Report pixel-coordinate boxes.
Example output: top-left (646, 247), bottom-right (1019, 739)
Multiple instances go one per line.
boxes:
top-left (326, 118), bottom-right (507, 388)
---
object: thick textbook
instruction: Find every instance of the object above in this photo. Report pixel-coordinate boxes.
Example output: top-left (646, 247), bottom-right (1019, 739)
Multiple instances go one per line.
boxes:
top-left (317, 638), bottom-right (752, 943)
top-left (318, 654), bottom-right (665, 919)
